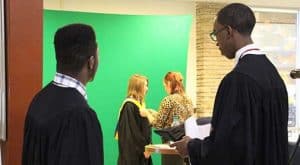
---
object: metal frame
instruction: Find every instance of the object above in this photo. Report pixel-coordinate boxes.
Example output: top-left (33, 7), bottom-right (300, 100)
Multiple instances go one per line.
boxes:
top-left (296, 10), bottom-right (300, 132)
top-left (0, 0), bottom-right (6, 141)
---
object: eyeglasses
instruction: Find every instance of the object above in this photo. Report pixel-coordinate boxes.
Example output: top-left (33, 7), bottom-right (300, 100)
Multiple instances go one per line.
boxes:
top-left (209, 26), bottom-right (227, 41)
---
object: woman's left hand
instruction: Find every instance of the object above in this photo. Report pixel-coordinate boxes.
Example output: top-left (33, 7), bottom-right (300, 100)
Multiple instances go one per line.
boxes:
top-left (139, 108), bottom-right (149, 117)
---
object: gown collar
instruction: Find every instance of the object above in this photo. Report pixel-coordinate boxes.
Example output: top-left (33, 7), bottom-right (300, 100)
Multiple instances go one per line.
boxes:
top-left (234, 44), bottom-right (264, 66)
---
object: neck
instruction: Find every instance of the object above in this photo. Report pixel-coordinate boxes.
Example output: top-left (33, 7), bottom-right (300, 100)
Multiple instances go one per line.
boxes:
top-left (59, 71), bottom-right (88, 86)
top-left (129, 95), bottom-right (142, 103)
top-left (77, 72), bottom-right (88, 86)
top-left (235, 35), bottom-right (253, 50)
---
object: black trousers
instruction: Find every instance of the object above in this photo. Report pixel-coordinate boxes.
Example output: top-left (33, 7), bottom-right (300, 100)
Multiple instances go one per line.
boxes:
top-left (161, 138), bottom-right (188, 165)
top-left (162, 154), bottom-right (184, 165)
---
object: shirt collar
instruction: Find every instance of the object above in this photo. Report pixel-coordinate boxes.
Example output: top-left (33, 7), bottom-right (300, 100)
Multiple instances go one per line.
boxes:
top-left (53, 72), bottom-right (87, 100)
top-left (234, 43), bottom-right (264, 66)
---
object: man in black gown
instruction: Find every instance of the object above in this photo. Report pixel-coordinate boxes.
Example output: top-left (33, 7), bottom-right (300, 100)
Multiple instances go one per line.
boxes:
top-left (22, 24), bottom-right (103, 165)
top-left (171, 3), bottom-right (289, 165)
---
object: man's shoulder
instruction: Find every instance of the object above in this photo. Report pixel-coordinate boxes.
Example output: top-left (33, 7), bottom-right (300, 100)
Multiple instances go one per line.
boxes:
top-left (220, 70), bottom-right (260, 89)
top-left (27, 83), bottom-right (93, 124)
top-left (234, 55), bottom-right (275, 74)
top-left (32, 83), bottom-right (87, 105)
top-left (39, 83), bottom-right (84, 97)
top-left (26, 104), bottom-right (96, 129)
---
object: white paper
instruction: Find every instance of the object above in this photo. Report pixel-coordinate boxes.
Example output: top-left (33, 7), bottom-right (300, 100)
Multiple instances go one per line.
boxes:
top-left (185, 116), bottom-right (211, 140)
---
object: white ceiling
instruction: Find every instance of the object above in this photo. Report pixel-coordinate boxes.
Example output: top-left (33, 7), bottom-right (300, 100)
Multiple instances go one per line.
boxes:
top-left (177, 0), bottom-right (300, 8)
top-left (48, 0), bottom-right (300, 9)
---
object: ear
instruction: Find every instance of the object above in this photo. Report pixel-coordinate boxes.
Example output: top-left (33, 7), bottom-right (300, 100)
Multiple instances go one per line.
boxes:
top-left (226, 25), bottom-right (234, 39)
top-left (88, 55), bottom-right (95, 70)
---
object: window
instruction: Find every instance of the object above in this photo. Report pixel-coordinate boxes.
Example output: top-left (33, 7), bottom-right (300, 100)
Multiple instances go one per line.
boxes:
top-left (252, 8), bottom-right (299, 142)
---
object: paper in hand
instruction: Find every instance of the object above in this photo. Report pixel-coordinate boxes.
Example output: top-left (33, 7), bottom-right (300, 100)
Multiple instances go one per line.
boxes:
top-left (184, 116), bottom-right (211, 139)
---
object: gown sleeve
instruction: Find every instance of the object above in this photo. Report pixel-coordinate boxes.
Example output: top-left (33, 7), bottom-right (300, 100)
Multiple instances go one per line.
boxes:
top-left (56, 107), bottom-right (104, 165)
top-left (187, 72), bottom-right (256, 164)
top-left (22, 107), bottom-right (104, 165)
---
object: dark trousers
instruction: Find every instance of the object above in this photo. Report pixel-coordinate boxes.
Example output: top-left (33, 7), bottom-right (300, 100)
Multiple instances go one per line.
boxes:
top-left (162, 154), bottom-right (184, 165)
top-left (162, 138), bottom-right (187, 165)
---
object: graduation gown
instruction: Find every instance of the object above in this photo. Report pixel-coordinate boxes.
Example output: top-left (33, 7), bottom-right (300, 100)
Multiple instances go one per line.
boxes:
top-left (116, 101), bottom-right (152, 165)
top-left (188, 55), bottom-right (288, 165)
top-left (22, 83), bottom-right (104, 165)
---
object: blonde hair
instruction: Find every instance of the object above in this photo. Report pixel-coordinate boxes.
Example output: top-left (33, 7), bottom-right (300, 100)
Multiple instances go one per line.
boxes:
top-left (164, 71), bottom-right (185, 95)
top-left (127, 74), bottom-right (148, 102)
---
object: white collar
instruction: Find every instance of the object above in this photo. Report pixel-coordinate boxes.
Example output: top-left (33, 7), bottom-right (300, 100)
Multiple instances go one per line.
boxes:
top-left (234, 44), bottom-right (264, 66)
top-left (53, 72), bottom-right (87, 100)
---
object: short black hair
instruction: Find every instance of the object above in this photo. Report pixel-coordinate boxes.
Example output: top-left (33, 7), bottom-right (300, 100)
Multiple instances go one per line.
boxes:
top-left (54, 23), bottom-right (97, 74)
top-left (217, 3), bottom-right (256, 35)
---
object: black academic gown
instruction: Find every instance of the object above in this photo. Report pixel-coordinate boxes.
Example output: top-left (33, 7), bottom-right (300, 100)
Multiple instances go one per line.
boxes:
top-left (117, 102), bottom-right (152, 165)
top-left (22, 83), bottom-right (104, 165)
top-left (188, 55), bottom-right (288, 165)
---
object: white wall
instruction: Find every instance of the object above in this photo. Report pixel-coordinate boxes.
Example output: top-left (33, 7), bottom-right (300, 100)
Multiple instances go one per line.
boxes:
top-left (44, 0), bottom-right (197, 106)
top-left (196, 0), bottom-right (300, 8)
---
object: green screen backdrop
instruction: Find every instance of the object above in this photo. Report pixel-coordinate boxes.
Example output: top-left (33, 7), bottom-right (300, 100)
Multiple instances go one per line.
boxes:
top-left (44, 10), bottom-right (192, 165)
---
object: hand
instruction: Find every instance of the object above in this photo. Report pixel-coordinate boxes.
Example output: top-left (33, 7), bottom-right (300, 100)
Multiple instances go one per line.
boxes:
top-left (140, 108), bottom-right (155, 123)
top-left (148, 109), bottom-right (158, 116)
top-left (144, 150), bottom-right (152, 159)
top-left (139, 108), bottom-right (149, 118)
top-left (170, 136), bottom-right (191, 158)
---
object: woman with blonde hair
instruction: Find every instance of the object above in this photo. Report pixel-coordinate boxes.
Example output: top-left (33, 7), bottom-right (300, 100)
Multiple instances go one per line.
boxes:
top-left (144, 71), bottom-right (193, 165)
top-left (115, 74), bottom-right (152, 165)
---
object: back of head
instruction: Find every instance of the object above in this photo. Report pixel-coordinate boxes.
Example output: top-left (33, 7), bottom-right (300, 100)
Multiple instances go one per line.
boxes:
top-left (127, 74), bottom-right (148, 101)
top-left (217, 3), bottom-right (256, 35)
top-left (164, 72), bottom-right (185, 95)
top-left (54, 23), bottom-right (97, 75)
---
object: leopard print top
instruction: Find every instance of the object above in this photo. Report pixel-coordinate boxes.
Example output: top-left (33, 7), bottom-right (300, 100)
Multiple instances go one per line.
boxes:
top-left (152, 93), bottom-right (193, 129)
